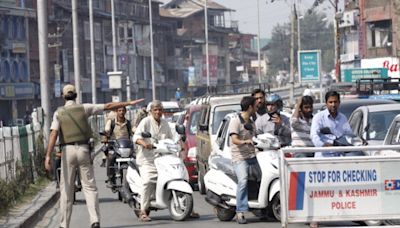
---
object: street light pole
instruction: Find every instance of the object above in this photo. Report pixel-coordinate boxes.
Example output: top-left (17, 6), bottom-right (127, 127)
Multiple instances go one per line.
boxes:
top-left (149, 0), bottom-right (156, 100)
top-left (204, 0), bottom-right (210, 92)
top-left (72, 0), bottom-right (81, 103)
top-left (334, 0), bottom-right (341, 82)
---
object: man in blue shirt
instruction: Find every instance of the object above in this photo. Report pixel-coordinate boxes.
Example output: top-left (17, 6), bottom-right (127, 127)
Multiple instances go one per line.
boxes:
top-left (310, 91), bottom-right (354, 157)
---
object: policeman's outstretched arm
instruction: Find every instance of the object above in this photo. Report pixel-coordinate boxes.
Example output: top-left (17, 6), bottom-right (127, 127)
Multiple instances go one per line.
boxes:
top-left (104, 99), bottom-right (145, 111)
top-left (45, 130), bottom-right (59, 171)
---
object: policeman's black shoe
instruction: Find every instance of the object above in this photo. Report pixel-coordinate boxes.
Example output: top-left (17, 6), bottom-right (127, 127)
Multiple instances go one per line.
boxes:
top-left (91, 222), bottom-right (100, 228)
top-left (100, 160), bottom-right (106, 167)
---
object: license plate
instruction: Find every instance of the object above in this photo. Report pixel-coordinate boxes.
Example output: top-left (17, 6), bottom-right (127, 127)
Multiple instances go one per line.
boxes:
top-left (116, 158), bottom-right (133, 163)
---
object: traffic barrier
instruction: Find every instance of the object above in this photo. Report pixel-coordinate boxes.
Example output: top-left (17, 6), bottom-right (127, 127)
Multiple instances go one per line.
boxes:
top-left (279, 145), bottom-right (400, 227)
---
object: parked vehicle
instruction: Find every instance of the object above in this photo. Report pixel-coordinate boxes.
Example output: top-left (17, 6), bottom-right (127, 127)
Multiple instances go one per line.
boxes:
top-left (313, 99), bottom-right (396, 119)
top-left (100, 132), bottom-right (135, 201)
top-left (124, 126), bottom-right (194, 221)
top-left (180, 105), bottom-right (202, 189)
top-left (204, 132), bottom-right (281, 221)
top-left (348, 104), bottom-right (400, 148)
top-left (196, 94), bottom-right (245, 194)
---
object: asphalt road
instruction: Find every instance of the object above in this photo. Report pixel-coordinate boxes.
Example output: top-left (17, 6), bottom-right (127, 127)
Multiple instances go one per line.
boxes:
top-left (33, 155), bottom-right (361, 228)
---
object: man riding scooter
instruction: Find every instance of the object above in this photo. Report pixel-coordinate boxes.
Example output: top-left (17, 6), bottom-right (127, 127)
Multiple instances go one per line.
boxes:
top-left (133, 101), bottom-right (199, 222)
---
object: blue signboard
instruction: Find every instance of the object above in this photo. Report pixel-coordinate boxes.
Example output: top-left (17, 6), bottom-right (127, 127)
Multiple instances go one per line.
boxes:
top-left (298, 50), bottom-right (321, 82)
top-left (343, 68), bottom-right (388, 82)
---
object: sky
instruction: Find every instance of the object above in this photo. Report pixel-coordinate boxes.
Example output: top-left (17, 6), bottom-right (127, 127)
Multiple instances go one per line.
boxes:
top-left (159, 0), bottom-right (341, 39)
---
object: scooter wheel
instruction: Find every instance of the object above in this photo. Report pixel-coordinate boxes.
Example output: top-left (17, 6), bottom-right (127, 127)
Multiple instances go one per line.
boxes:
top-left (214, 206), bottom-right (235, 221)
top-left (169, 191), bottom-right (193, 221)
top-left (268, 193), bottom-right (281, 222)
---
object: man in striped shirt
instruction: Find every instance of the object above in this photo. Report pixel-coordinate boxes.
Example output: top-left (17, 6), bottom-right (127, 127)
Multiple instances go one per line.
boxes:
top-left (290, 95), bottom-right (314, 157)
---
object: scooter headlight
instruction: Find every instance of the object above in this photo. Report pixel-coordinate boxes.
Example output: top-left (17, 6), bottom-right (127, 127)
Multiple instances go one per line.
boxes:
top-left (187, 147), bottom-right (197, 158)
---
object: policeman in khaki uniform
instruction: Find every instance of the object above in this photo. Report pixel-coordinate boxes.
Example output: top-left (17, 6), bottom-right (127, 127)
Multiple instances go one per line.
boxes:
top-left (44, 84), bottom-right (144, 228)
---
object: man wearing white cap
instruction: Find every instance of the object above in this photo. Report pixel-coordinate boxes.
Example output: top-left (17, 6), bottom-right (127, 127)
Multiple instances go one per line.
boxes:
top-left (44, 84), bottom-right (144, 228)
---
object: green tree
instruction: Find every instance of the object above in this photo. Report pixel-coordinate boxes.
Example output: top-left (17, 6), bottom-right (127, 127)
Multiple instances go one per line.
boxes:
top-left (266, 11), bottom-right (334, 77)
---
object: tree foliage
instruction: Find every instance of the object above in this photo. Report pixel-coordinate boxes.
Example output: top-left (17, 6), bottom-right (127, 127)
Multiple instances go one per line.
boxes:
top-left (266, 11), bottom-right (334, 76)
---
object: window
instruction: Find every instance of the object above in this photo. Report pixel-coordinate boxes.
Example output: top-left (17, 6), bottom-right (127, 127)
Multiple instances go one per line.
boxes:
top-left (189, 111), bottom-right (201, 135)
top-left (84, 21), bottom-right (90, 40)
top-left (349, 111), bottom-right (362, 134)
top-left (95, 23), bottom-right (101, 41)
top-left (177, 20), bottom-right (183, 29)
top-left (212, 105), bottom-right (241, 134)
top-left (389, 122), bottom-right (400, 145)
top-left (367, 20), bottom-right (392, 48)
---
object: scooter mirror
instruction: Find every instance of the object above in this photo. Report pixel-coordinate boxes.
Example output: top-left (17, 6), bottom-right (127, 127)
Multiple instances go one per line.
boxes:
top-left (141, 132), bottom-right (152, 138)
top-left (175, 124), bottom-right (186, 135)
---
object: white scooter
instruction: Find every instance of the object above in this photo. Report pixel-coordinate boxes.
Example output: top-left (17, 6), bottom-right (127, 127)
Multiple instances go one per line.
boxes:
top-left (204, 132), bottom-right (281, 221)
top-left (123, 125), bottom-right (194, 221)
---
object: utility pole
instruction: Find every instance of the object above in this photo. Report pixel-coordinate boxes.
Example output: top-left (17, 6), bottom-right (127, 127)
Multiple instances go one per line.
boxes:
top-left (89, 0), bottom-right (97, 103)
top-left (37, 0), bottom-right (51, 139)
top-left (204, 0), bottom-right (210, 93)
top-left (149, 0), bottom-right (156, 100)
top-left (257, 0), bottom-right (262, 84)
top-left (111, 0), bottom-right (122, 101)
top-left (289, 3), bottom-right (296, 106)
top-left (72, 0), bottom-right (81, 103)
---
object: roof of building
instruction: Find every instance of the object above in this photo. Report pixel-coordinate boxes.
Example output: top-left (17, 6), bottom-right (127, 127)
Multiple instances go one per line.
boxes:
top-left (160, 0), bottom-right (232, 18)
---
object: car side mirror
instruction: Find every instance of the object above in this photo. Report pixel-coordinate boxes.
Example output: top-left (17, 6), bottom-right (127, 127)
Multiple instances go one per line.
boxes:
top-left (199, 124), bottom-right (208, 131)
top-left (141, 132), bottom-right (152, 138)
top-left (175, 124), bottom-right (186, 135)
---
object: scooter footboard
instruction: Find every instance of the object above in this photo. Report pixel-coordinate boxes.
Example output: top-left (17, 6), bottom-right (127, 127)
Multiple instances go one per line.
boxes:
top-left (166, 181), bottom-right (193, 194)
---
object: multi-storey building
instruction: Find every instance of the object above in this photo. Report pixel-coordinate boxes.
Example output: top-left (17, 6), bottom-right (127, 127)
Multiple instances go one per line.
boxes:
top-left (0, 0), bottom-right (37, 124)
top-left (341, 0), bottom-right (400, 78)
top-left (160, 0), bottom-right (239, 95)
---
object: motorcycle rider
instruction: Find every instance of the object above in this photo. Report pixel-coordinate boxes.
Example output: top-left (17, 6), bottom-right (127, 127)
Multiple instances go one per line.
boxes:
top-left (133, 100), bottom-right (174, 222)
top-left (229, 96), bottom-right (257, 224)
top-left (104, 106), bottom-right (134, 188)
top-left (255, 93), bottom-right (291, 147)
top-left (310, 90), bottom-right (354, 157)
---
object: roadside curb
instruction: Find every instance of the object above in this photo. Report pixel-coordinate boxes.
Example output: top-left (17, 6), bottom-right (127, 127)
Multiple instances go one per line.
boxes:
top-left (0, 181), bottom-right (59, 228)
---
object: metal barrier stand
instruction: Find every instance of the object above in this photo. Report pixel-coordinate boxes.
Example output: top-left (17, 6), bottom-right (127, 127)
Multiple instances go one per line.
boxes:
top-left (279, 145), bottom-right (400, 228)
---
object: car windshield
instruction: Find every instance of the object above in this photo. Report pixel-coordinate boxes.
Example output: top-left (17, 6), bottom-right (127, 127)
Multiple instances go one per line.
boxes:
top-left (189, 110), bottom-right (201, 135)
top-left (368, 110), bottom-right (400, 140)
top-left (212, 105), bottom-right (241, 134)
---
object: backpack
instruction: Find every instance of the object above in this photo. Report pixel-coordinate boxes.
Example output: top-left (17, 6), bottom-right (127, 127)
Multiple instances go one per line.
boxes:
top-left (110, 119), bottom-right (132, 138)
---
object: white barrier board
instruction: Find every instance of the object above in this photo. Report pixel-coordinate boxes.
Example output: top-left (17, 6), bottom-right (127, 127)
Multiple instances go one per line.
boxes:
top-left (284, 157), bottom-right (400, 222)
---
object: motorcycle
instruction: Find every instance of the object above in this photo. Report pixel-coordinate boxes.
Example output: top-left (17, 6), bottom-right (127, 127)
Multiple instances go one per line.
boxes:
top-left (100, 132), bottom-right (135, 201)
top-left (124, 125), bottom-right (194, 221)
top-left (204, 132), bottom-right (282, 221)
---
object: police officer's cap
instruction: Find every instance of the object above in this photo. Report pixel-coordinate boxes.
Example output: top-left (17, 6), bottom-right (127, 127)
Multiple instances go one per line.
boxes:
top-left (62, 84), bottom-right (76, 96)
